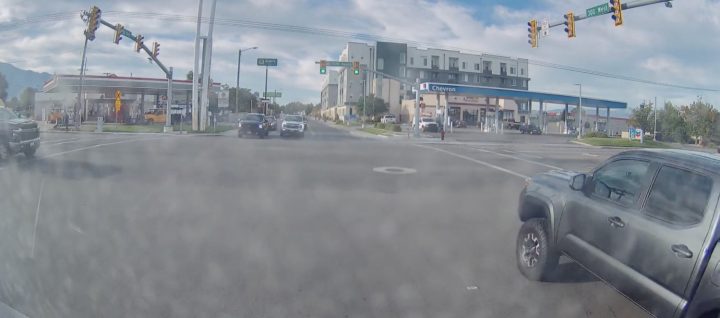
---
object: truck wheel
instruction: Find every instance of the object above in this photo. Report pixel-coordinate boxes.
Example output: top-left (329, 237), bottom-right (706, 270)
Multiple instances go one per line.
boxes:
top-left (516, 218), bottom-right (559, 281)
top-left (23, 147), bottom-right (36, 158)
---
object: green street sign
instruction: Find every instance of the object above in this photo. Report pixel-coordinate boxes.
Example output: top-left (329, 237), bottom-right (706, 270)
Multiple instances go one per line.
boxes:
top-left (586, 3), bottom-right (610, 17)
top-left (263, 92), bottom-right (282, 98)
top-left (327, 61), bottom-right (353, 67)
top-left (257, 58), bottom-right (278, 66)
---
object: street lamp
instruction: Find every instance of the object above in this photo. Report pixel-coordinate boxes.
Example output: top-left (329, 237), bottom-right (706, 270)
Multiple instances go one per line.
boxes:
top-left (236, 46), bottom-right (258, 112)
top-left (574, 83), bottom-right (582, 139)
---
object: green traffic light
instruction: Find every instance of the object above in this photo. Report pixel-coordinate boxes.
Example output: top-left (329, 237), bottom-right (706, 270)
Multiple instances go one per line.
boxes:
top-left (353, 69), bottom-right (359, 75)
top-left (320, 68), bottom-right (326, 74)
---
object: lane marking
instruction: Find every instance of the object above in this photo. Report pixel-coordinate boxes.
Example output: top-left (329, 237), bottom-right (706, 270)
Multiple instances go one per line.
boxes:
top-left (500, 149), bottom-right (543, 159)
top-left (30, 179), bottom-right (46, 258)
top-left (583, 152), bottom-right (600, 157)
top-left (415, 144), bottom-right (528, 179)
top-left (373, 166), bottom-right (417, 175)
top-left (41, 137), bottom-right (82, 144)
top-left (41, 137), bottom-right (163, 159)
top-left (467, 146), bottom-right (562, 170)
top-left (69, 223), bottom-right (84, 235)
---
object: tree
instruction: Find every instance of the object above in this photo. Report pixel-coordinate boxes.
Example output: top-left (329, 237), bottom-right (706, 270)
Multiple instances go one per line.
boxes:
top-left (355, 94), bottom-right (388, 118)
top-left (283, 101), bottom-right (310, 114)
top-left (684, 99), bottom-right (718, 145)
top-left (629, 101), bottom-right (655, 133)
top-left (186, 71), bottom-right (193, 81)
top-left (19, 87), bottom-right (36, 108)
top-left (0, 72), bottom-right (8, 101)
top-left (233, 88), bottom-right (258, 113)
top-left (657, 102), bottom-right (688, 143)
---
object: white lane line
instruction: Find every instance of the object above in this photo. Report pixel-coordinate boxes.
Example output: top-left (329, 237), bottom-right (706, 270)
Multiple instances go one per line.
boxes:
top-left (467, 146), bottom-right (562, 170)
top-left (500, 149), bottom-right (543, 159)
top-left (69, 223), bottom-right (84, 235)
top-left (415, 144), bottom-right (528, 179)
top-left (30, 179), bottom-right (46, 258)
top-left (41, 137), bottom-right (163, 159)
top-left (583, 152), bottom-right (600, 157)
top-left (43, 136), bottom-right (128, 146)
top-left (41, 137), bottom-right (82, 144)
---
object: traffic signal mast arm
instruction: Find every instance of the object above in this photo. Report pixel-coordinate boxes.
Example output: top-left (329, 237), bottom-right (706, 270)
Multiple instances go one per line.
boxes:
top-left (98, 19), bottom-right (171, 78)
top-left (539, 0), bottom-right (672, 31)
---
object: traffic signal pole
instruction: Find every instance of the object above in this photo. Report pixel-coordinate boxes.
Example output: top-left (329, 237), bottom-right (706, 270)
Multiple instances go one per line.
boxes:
top-left (76, 37), bottom-right (88, 128)
top-left (535, 0), bottom-right (672, 33)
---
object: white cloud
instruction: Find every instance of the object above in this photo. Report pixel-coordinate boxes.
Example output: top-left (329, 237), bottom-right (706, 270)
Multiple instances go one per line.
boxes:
top-left (0, 0), bottom-right (718, 106)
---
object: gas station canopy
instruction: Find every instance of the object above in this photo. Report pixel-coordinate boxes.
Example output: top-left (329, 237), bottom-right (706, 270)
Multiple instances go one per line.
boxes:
top-left (42, 74), bottom-right (220, 95)
top-left (419, 82), bottom-right (627, 109)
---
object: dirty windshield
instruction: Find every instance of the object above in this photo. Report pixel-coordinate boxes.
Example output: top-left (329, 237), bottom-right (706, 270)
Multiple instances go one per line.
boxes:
top-left (1, 0), bottom-right (719, 317)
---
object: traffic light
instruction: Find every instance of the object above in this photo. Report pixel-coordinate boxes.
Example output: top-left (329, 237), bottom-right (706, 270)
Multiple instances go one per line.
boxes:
top-left (352, 61), bottom-right (360, 75)
top-left (610, 0), bottom-right (623, 26)
top-left (319, 60), bottom-right (327, 74)
top-left (84, 6), bottom-right (101, 41)
top-left (151, 42), bottom-right (160, 58)
top-left (564, 12), bottom-right (576, 38)
top-left (113, 24), bottom-right (124, 44)
top-left (527, 20), bottom-right (538, 48)
top-left (135, 34), bottom-right (144, 53)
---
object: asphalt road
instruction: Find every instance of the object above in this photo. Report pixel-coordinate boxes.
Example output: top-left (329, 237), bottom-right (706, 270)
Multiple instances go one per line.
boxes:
top-left (0, 121), bottom-right (648, 318)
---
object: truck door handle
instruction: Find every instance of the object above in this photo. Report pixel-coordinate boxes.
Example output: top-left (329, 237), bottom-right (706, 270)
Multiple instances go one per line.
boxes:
top-left (671, 245), bottom-right (693, 258)
top-left (608, 216), bottom-right (625, 228)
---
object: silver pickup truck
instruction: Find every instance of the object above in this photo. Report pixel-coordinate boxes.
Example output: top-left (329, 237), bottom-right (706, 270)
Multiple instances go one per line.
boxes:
top-left (517, 149), bottom-right (720, 318)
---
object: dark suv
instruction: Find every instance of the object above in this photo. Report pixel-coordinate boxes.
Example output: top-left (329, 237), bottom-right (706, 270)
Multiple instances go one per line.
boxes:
top-left (0, 107), bottom-right (40, 160)
top-left (238, 113), bottom-right (270, 138)
top-left (517, 150), bottom-right (720, 318)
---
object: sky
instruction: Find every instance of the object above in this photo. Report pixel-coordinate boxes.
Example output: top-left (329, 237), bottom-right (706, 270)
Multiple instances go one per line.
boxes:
top-left (0, 0), bottom-right (718, 111)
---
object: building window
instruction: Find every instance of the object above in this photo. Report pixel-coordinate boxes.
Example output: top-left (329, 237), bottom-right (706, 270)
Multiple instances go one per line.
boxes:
top-left (483, 61), bottom-right (492, 72)
top-left (500, 63), bottom-right (507, 74)
top-left (410, 57), bottom-right (414, 65)
top-left (423, 57), bottom-right (428, 66)
top-left (431, 56), bottom-right (440, 68)
top-left (464, 74), bottom-right (469, 82)
top-left (449, 73), bottom-right (458, 80)
top-left (510, 67), bottom-right (515, 75)
top-left (419, 71), bottom-right (425, 79)
top-left (474, 63), bottom-right (480, 71)
top-left (378, 58), bottom-right (384, 70)
top-left (462, 62), bottom-right (466, 69)
top-left (484, 77), bottom-right (490, 83)
top-left (476, 75), bottom-right (481, 83)
top-left (511, 78), bottom-right (517, 86)
top-left (431, 72), bottom-right (439, 79)
top-left (522, 80), bottom-right (527, 88)
top-left (400, 53), bottom-right (406, 64)
top-left (521, 68), bottom-right (525, 76)
top-left (449, 57), bottom-right (459, 69)
top-left (399, 66), bottom-right (406, 77)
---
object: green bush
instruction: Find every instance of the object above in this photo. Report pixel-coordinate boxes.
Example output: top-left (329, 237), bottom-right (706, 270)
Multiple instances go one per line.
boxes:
top-left (375, 122), bottom-right (386, 129)
top-left (334, 119), bottom-right (343, 125)
top-left (583, 131), bottom-right (609, 138)
top-left (390, 124), bottom-right (401, 132)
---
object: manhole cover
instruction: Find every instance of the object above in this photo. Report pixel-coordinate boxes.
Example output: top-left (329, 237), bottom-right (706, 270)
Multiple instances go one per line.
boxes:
top-left (373, 166), bottom-right (417, 175)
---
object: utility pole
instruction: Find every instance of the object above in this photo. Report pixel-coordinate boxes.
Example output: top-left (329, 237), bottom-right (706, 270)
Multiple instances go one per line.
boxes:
top-left (264, 65), bottom-right (269, 113)
top-left (192, 0), bottom-right (203, 131)
top-left (654, 96), bottom-right (658, 141)
top-left (414, 78), bottom-right (420, 137)
top-left (236, 47), bottom-right (258, 113)
top-left (575, 83), bottom-right (583, 139)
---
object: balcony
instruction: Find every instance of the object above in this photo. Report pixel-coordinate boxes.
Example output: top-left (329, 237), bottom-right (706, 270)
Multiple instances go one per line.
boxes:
top-left (447, 79), bottom-right (458, 84)
top-left (431, 64), bottom-right (439, 70)
top-left (449, 66), bottom-right (459, 72)
top-left (500, 70), bottom-right (507, 76)
top-left (483, 69), bottom-right (492, 75)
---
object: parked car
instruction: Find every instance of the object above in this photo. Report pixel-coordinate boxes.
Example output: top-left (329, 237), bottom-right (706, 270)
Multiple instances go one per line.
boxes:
top-left (516, 149), bottom-right (720, 318)
top-left (380, 114), bottom-right (397, 124)
top-left (504, 120), bottom-right (521, 130)
top-left (0, 107), bottom-right (40, 159)
top-left (238, 113), bottom-right (269, 138)
top-left (451, 119), bottom-right (467, 128)
top-left (280, 115), bottom-right (305, 138)
top-left (519, 123), bottom-right (542, 135)
top-left (265, 116), bottom-right (277, 131)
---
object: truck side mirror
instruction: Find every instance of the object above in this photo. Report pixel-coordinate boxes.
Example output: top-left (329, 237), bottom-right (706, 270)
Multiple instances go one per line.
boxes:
top-left (569, 174), bottom-right (587, 191)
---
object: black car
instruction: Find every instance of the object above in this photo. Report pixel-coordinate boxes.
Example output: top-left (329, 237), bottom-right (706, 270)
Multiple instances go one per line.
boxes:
top-left (517, 150), bottom-right (720, 318)
top-left (0, 107), bottom-right (40, 160)
top-left (238, 113), bottom-right (270, 138)
top-left (519, 123), bottom-right (542, 135)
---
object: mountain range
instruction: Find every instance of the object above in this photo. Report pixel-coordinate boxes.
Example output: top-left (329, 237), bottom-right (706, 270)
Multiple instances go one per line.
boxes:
top-left (0, 62), bottom-right (52, 99)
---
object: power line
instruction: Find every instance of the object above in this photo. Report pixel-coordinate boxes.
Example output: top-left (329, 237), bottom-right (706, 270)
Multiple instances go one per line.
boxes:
top-left (1, 10), bottom-right (718, 92)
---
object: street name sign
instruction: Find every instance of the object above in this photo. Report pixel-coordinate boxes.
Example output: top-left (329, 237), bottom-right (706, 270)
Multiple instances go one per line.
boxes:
top-left (263, 92), bottom-right (282, 98)
top-left (257, 58), bottom-right (278, 66)
top-left (586, 3), bottom-right (611, 17)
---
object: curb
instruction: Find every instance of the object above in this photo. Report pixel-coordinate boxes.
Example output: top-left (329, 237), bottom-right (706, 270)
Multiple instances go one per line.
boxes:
top-left (569, 140), bottom-right (599, 148)
top-left (349, 130), bottom-right (388, 140)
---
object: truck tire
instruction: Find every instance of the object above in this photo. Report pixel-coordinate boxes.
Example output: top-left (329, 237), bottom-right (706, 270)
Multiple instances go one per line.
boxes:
top-left (516, 218), bottom-right (559, 281)
top-left (23, 147), bottom-right (36, 158)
